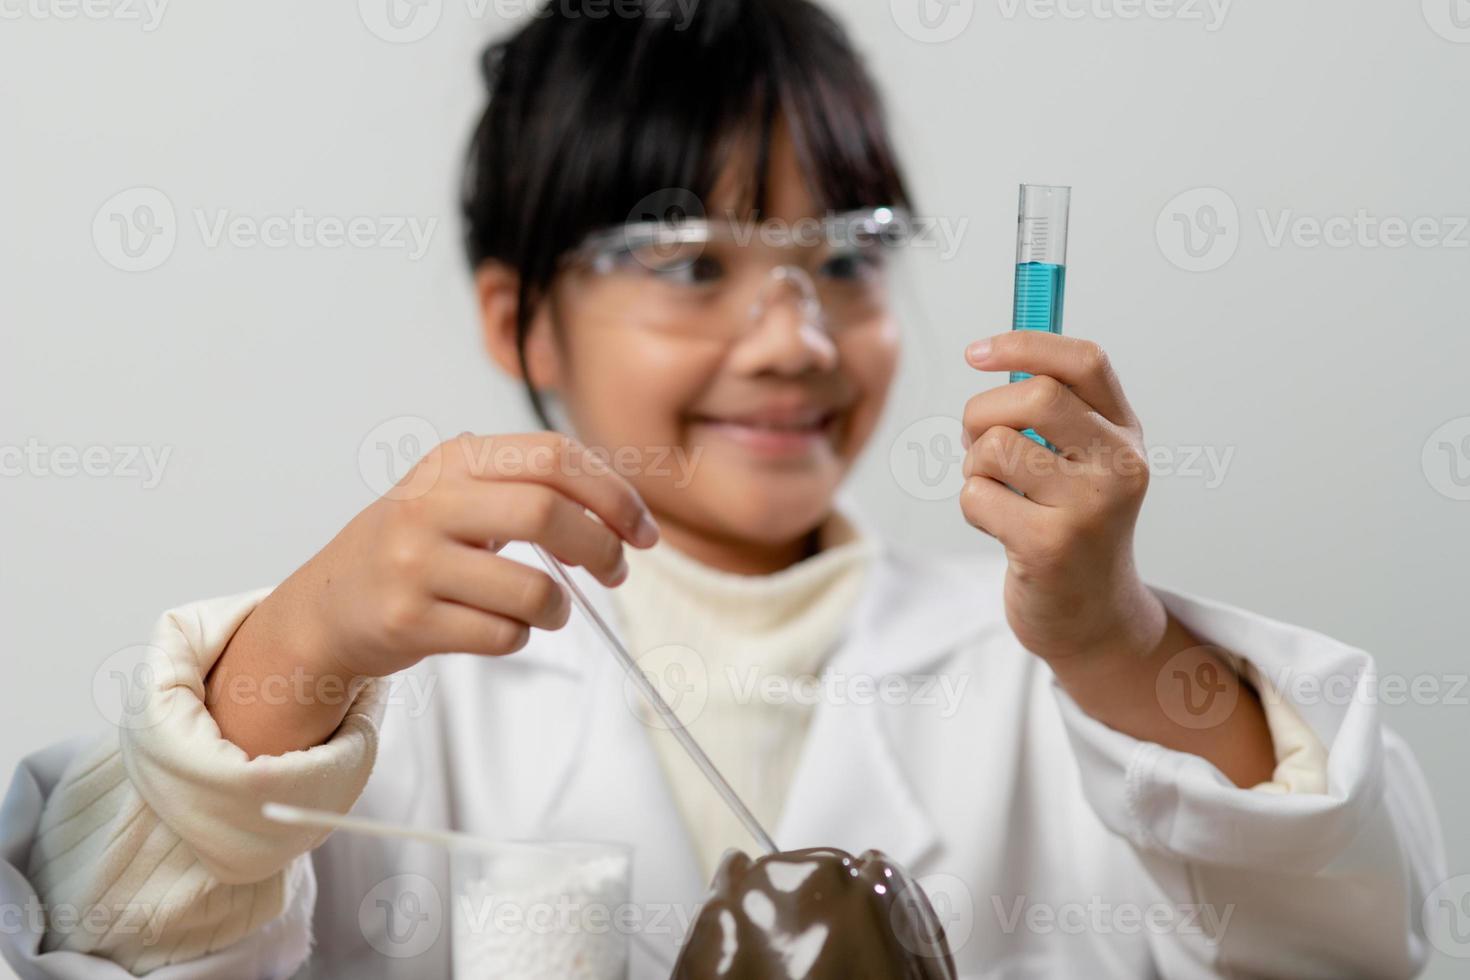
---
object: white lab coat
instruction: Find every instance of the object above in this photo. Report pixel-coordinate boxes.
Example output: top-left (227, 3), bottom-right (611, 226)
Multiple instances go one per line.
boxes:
top-left (0, 541), bottom-right (1448, 979)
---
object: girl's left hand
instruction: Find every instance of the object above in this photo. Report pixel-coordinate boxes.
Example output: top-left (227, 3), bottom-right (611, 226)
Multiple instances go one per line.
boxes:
top-left (959, 331), bottom-right (1278, 788)
top-left (959, 331), bottom-right (1167, 670)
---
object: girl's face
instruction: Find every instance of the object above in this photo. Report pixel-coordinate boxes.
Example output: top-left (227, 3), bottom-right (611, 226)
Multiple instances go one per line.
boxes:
top-left (504, 127), bottom-right (900, 570)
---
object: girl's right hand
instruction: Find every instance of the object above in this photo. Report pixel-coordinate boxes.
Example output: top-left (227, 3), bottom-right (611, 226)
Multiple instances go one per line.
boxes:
top-left (304, 431), bottom-right (659, 680)
top-left (205, 432), bottom-right (659, 757)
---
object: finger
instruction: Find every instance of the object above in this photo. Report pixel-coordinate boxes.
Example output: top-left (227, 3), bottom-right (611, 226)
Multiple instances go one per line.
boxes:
top-left (959, 470), bottom-right (1047, 544)
top-left (964, 426), bottom-right (1076, 507)
top-left (426, 544), bottom-right (574, 631)
top-left (433, 481), bottom-right (629, 586)
top-left (966, 333), bottom-right (1135, 428)
top-left (417, 600), bottom-right (531, 658)
top-left (448, 433), bottom-right (659, 548)
top-left (962, 376), bottom-right (1130, 459)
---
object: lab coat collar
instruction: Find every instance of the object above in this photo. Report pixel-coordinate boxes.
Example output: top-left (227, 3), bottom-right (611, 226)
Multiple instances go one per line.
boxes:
top-left (770, 529), bottom-right (1003, 871)
top-left (509, 520), bottom-right (1003, 879)
top-left (833, 530), bottom-right (1006, 678)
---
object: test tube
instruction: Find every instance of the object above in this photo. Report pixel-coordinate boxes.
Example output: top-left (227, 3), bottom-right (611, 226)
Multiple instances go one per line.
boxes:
top-left (1010, 184), bottom-right (1070, 446)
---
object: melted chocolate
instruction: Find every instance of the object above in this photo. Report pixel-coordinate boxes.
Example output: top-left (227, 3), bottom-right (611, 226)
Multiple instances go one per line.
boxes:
top-left (669, 847), bottom-right (958, 979)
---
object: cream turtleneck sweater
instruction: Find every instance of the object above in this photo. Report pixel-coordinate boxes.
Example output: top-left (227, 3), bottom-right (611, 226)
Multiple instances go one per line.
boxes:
top-left (611, 516), bottom-right (877, 878)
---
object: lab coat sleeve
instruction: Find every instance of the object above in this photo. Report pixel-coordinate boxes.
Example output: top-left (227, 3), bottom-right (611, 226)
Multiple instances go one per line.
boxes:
top-left (0, 589), bottom-right (386, 978)
top-left (1052, 586), bottom-right (1448, 980)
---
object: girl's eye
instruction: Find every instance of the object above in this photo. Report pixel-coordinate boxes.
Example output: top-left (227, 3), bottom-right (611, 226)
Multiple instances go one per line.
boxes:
top-left (624, 245), bottom-right (724, 286)
top-left (818, 247), bottom-right (884, 282)
top-left (656, 253), bottom-right (724, 285)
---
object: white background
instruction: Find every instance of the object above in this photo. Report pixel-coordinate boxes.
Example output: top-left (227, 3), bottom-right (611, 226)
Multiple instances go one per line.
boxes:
top-left (2, 0), bottom-right (1467, 974)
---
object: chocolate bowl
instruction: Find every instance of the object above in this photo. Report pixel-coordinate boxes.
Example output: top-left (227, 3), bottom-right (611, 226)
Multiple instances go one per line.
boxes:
top-left (669, 847), bottom-right (958, 979)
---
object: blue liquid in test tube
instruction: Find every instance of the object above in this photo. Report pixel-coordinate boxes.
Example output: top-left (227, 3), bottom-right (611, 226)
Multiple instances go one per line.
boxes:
top-left (1009, 184), bottom-right (1070, 447)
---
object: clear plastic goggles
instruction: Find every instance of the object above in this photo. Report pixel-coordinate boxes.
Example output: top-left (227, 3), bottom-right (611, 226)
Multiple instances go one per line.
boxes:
top-left (559, 207), bottom-right (911, 341)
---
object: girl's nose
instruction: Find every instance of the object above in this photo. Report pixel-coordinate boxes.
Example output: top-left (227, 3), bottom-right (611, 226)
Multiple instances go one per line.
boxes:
top-left (731, 266), bottom-right (839, 374)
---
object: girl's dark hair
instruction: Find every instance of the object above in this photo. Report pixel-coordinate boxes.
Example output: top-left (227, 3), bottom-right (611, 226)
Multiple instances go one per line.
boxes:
top-left (460, 0), bottom-right (912, 427)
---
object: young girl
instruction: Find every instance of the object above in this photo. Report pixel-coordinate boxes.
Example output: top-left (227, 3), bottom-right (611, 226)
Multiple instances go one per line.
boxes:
top-left (1, 1), bottom-right (1445, 978)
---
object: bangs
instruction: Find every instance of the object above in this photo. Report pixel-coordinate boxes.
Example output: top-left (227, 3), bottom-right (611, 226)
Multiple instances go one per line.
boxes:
top-left (462, 0), bottom-right (911, 284)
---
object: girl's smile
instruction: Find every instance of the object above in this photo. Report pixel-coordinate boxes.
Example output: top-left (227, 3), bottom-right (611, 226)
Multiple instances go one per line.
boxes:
top-left (686, 399), bottom-right (847, 461)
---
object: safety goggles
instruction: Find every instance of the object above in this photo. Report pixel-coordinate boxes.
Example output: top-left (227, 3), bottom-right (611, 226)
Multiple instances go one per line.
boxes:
top-left (559, 207), bottom-right (911, 340)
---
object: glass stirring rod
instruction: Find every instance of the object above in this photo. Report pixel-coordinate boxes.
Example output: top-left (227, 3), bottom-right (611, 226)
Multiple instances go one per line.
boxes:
top-left (531, 543), bottom-right (780, 855)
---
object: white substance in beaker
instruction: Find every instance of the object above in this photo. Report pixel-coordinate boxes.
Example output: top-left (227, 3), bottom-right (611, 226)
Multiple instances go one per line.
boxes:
top-left (452, 851), bottom-right (630, 980)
